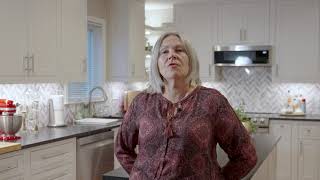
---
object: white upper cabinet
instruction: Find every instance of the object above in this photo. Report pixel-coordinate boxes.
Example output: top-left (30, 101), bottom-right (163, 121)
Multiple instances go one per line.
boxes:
top-left (109, 0), bottom-right (146, 82)
top-left (217, 0), bottom-right (270, 45)
top-left (0, 0), bottom-right (87, 83)
top-left (174, 2), bottom-right (218, 81)
top-left (28, 0), bottom-right (59, 80)
top-left (272, 0), bottom-right (320, 83)
top-left (0, 0), bottom-right (28, 81)
top-left (60, 0), bottom-right (87, 82)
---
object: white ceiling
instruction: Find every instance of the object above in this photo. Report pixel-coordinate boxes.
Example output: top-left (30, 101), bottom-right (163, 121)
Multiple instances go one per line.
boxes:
top-left (145, 0), bottom-right (209, 10)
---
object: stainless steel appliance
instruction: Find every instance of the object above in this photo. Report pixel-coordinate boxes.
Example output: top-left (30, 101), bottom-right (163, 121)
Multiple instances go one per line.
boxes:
top-left (77, 131), bottom-right (114, 180)
top-left (214, 45), bottom-right (272, 66)
top-left (246, 113), bottom-right (270, 134)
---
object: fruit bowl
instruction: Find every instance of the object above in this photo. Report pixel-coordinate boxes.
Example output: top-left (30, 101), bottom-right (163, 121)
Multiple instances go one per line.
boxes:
top-left (0, 115), bottom-right (22, 135)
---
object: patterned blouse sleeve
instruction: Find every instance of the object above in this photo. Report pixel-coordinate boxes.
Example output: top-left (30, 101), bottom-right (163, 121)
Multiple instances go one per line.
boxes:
top-left (215, 95), bottom-right (257, 180)
top-left (115, 97), bottom-right (139, 174)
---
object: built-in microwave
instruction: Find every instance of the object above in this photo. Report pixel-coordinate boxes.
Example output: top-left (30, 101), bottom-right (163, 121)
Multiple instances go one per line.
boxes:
top-left (214, 45), bottom-right (272, 66)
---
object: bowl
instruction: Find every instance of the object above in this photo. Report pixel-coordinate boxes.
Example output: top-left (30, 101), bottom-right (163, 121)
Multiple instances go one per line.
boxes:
top-left (0, 115), bottom-right (22, 135)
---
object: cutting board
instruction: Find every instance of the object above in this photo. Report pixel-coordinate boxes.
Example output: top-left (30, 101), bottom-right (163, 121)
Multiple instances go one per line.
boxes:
top-left (0, 142), bottom-right (21, 154)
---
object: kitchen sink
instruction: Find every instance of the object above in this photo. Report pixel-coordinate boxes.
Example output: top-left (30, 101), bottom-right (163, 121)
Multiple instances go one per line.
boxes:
top-left (75, 118), bottom-right (120, 125)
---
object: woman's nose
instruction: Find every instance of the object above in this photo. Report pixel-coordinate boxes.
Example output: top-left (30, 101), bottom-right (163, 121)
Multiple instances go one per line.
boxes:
top-left (168, 50), bottom-right (177, 60)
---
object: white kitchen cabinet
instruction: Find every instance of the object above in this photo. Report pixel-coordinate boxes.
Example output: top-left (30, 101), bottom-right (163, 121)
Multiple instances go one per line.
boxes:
top-left (0, 151), bottom-right (24, 180)
top-left (108, 0), bottom-right (146, 82)
top-left (0, 0), bottom-right (28, 81)
top-left (27, 138), bottom-right (76, 180)
top-left (217, 0), bottom-right (270, 45)
top-left (0, 138), bottom-right (82, 180)
top-left (272, 0), bottom-right (320, 83)
top-left (60, 0), bottom-right (87, 82)
top-left (174, 2), bottom-right (218, 81)
top-left (0, 0), bottom-right (87, 83)
top-left (297, 139), bottom-right (320, 180)
top-left (297, 124), bottom-right (320, 180)
top-left (270, 120), bottom-right (298, 180)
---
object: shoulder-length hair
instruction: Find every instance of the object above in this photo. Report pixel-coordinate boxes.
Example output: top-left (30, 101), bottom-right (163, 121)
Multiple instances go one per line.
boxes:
top-left (147, 32), bottom-right (201, 93)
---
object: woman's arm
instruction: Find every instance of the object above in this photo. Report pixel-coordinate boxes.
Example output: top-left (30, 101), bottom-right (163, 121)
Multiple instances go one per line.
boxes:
top-left (215, 96), bottom-right (257, 180)
top-left (115, 99), bottom-right (139, 174)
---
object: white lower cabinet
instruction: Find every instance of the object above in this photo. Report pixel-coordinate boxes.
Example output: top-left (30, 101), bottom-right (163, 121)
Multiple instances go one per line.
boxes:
top-left (270, 120), bottom-right (320, 180)
top-left (0, 152), bottom-right (24, 180)
top-left (28, 138), bottom-right (76, 179)
top-left (0, 138), bottom-right (76, 180)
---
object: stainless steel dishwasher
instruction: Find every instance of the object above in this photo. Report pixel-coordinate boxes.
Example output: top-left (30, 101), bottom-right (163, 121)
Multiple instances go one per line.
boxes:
top-left (77, 130), bottom-right (114, 180)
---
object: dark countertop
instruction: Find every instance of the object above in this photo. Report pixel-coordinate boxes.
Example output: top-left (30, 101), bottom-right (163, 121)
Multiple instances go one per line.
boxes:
top-left (103, 134), bottom-right (280, 180)
top-left (246, 112), bottom-right (320, 121)
top-left (15, 120), bottom-right (122, 149)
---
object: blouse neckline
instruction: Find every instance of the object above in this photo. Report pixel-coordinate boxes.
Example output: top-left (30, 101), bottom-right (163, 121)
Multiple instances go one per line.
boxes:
top-left (159, 85), bottom-right (201, 105)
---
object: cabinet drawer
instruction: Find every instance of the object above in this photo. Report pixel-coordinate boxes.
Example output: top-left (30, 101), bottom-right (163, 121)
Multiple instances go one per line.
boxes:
top-left (0, 153), bottom-right (23, 179)
top-left (30, 141), bottom-right (74, 174)
top-left (299, 126), bottom-right (320, 139)
top-left (31, 164), bottom-right (73, 180)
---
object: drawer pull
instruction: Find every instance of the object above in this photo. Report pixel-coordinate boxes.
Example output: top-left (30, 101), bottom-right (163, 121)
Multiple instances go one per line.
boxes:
top-left (0, 164), bottom-right (17, 173)
top-left (307, 129), bottom-right (311, 133)
top-left (49, 172), bottom-right (68, 180)
top-left (280, 125), bottom-right (284, 128)
top-left (42, 152), bottom-right (68, 160)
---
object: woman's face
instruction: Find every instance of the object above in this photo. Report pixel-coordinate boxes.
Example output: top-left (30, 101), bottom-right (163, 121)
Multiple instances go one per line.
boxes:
top-left (158, 35), bottom-right (190, 82)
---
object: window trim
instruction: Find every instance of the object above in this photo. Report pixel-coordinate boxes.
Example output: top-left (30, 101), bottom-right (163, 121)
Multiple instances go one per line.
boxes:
top-left (64, 16), bottom-right (106, 104)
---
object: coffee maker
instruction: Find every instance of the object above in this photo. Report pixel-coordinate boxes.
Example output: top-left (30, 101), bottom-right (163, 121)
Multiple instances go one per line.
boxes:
top-left (47, 95), bottom-right (66, 127)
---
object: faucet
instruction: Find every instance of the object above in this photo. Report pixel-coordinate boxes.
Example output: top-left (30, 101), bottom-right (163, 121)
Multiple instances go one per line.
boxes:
top-left (88, 86), bottom-right (108, 117)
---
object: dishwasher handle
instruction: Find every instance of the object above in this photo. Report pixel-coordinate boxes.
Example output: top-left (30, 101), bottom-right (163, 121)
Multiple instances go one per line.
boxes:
top-left (77, 130), bottom-right (114, 146)
top-left (80, 139), bottom-right (114, 150)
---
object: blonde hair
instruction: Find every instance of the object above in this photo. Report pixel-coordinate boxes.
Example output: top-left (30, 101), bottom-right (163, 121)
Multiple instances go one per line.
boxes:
top-left (147, 32), bottom-right (201, 93)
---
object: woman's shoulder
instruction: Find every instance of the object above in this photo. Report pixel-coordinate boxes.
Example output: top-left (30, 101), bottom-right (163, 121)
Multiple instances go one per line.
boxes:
top-left (131, 90), bottom-right (160, 104)
top-left (198, 86), bottom-right (225, 98)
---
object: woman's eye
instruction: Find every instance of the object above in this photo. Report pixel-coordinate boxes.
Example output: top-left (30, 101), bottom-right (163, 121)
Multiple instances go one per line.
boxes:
top-left (161, 50), bottom-right (168, 54)
top-left (176, 49), bottom-right (184, 53)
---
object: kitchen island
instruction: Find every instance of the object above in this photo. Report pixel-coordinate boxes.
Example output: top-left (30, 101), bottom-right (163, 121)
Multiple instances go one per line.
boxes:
top-left (103, 134), bottom-right (280, 180)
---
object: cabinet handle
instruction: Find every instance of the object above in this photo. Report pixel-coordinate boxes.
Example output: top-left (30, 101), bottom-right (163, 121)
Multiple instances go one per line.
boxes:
top-left (49, 172), bottom-right (68, 180)
top-left (82, 58), bottom-right (87, 73)
top-left (42, 152), bottom-right (68, 160)
top-left (29, 54), bottom-right (34, 73)
top-left (244, 29), bottom-right (247, 41)
top-left (131, 64), bottom-right (135, 76)
top-left (276, 64), bottom-right (279, 77)
top-left (280, 124), bottom-right (284, 128)
top-left (0, 164), bottom-right (17, 173)
top-left (299, 141), bottom-right (303, 158)
top-left (208, 64), bottom-right (211, 76)
top-left (240, 29), bottom-right (243, 41)
top-left (23, 56), bottom-right (29, 72)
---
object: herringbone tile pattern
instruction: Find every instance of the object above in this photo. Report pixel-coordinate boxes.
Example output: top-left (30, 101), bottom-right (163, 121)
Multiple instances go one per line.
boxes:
top-left (0, 68), bottom-right (319, 127)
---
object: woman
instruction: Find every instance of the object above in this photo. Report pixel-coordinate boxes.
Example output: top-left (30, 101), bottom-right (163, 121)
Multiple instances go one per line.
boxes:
top-left (116, 32), bottom-right (257, 179)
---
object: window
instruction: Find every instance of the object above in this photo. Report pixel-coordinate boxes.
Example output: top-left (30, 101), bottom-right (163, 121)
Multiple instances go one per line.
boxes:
top-left (66, 17), bottom-right (106, 103)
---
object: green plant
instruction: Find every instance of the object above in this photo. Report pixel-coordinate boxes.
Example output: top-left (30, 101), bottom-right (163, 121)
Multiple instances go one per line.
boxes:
top-left (234, 106), bottom-right (256, 133)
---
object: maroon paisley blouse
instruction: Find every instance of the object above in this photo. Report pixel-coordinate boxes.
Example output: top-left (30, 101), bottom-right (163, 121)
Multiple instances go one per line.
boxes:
top-left (116, 86), bottom-right (257, 180)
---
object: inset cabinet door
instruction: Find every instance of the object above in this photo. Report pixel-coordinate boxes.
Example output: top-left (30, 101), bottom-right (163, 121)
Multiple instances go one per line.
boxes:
top-left (0, 0), bottom-right (28, 80)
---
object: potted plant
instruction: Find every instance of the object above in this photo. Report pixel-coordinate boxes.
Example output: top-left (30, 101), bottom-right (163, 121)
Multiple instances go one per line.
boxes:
top-left (234, 106), bottom-right (256, 134)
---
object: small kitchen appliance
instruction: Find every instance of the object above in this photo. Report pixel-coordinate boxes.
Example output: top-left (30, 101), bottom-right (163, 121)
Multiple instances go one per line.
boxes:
top-left (47, 95), bottom-right (66, 127)
top-left (0, 114), bottom-right (22, 141)
top-left (0, 99), bottom-right (16, 115)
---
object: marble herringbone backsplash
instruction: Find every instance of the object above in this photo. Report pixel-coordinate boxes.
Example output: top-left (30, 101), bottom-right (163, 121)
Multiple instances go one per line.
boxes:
top-left (0, 67), bottom-right (319, 127)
